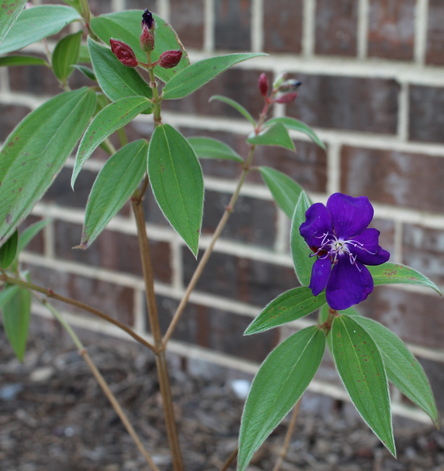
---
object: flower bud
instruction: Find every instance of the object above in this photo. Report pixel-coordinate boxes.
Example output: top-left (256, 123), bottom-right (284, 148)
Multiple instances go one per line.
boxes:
top-left (142, 9), bottom-right (155, 30)
top-left (140, 25), bottom-right (155, 52)
top-left (158, 50), bottom-right (182, 69)
top-left (279, 79), bottom-right (302, 92)
top-left (110, 39), bottom-right (138, 68)
top-left (274, 92), bottom-right (298, 104)
top-left (272, 72), bottom-right (287, 90)
top-left (258, 73), bottom-right (269, 97)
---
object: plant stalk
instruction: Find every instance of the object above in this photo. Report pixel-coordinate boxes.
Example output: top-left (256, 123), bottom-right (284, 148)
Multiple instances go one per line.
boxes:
top-left (131, 199), bottom-right (184, 471)
top-left (0, 273), bottom-right (156, 353)
top-left (40, 298), bottom-right (160, 471)
top-left (271, 399), bottom-right (302, 471)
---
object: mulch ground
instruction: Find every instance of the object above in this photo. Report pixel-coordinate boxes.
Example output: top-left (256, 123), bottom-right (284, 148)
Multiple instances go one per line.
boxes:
top-left (0, 330), bottom-right (443, 471)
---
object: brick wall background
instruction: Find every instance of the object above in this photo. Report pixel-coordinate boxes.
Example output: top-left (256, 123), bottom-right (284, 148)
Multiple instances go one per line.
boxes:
top-left (1, 0), bottom-right (444, 422)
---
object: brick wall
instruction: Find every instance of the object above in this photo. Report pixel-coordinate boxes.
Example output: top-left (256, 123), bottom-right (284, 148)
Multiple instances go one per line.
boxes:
top-left (2, 0), bottom-right (444, 421)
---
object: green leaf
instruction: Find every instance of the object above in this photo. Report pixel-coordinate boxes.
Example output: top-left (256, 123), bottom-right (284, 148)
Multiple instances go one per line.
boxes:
top-left (0, 229), bottom-right (18, 268)
top-left (88, 37), bottom-right (152, 102)
top-left (148, 124), bottom-right (204, 256)
top-left (368, 262), bottom-right (441, 295)
top-left (247, 122), bottom-right (295, 151)
top-left (265, 117), bottom-right (326, 150)
top-left (0, 55), bottom-right (47, 67)
top-left (72, 64), bottom-right (96, 81)
top-left (331, 315), bottom-right (395, 456)
top-left (0, 284), bottom-right (19, 307)
top-left (0, 0), bottom-right (27, 48)
top-left (238, 326), bottom-right (325, 471)
top-left (80, 140), bottom-right (148, 248)
top-left (0, 87), bottom-right (96, 246)
top-left (52, 30), bottom-right (82, 83)
top-left (162, 53), bottom-right (265, 100)
top-left (352, 316), bottom-right (438, 426)
top-left (290, 191), bottom-right (314, 286)
top-left (259, 166), bottom-right (304, 218)
top-left (209, 95), bottom-right (256, 125)
top-left (245, 287), bottom-right (326, 335)
top-left (90, 10), bottom-right (189, 83)
top-left (72, 96), bottom-right (152, 187)
top-left (0, 5), bottom-right (81, 55)
top-left (78, 43), bottom-right (91, 63)
top-left (17, 219), bottom-right (50, 253)
top-left (187, 136), bottom-right (243, 162)
top-left (1, 284), bottom-right (31, 361)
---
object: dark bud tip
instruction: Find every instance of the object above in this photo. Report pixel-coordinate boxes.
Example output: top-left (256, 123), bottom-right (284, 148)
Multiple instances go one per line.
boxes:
top-left (142, 9), bottom-right (155, 30)
top-left (110, 39), bottom-right (138, 68)
top-left (158, 50), bottom-right (182, 69)
top-left (258, 73), bottom-right (269, 97)
top-left (279, 79), bottom-right (302, 92)
top-left (274, 92), bottom-right (298, 104)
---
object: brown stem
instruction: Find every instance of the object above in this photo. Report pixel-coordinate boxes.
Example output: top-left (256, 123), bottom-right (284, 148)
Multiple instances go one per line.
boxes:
top-left (272, 399), bottom-right (302, 471)
top-left (1, 274), bottom-right (156, 353)
top-left (38, 296), bottom-right (160, 470)
top-left (219, 447), bottom-right (238, 471)
top-left (131, 199), bottom-right (184, 471)
top-left (163, 145), bottom-right (257, 346)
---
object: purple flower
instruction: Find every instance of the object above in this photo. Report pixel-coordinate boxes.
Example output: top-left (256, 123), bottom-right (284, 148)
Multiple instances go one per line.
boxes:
top-left (299, 193), bottom-right (390, 310)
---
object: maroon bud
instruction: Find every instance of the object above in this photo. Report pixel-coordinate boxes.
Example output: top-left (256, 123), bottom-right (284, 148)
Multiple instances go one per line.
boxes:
top-left (142, 9), bottom-right (155, 30)
top-left (258, 73), bottom-right (269, 97)
top-left (140, 25), bottom-right (155, 52)
top-left (274, 92), bottom-right (298, 104)
top-left (158, 50), bottom-right (182, 69)
top-left (110, 39), bottom-right (138, 68)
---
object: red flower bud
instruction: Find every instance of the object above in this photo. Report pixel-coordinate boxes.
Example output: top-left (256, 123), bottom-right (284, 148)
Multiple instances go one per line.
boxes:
top-left (258, 73), bottom-right (269, 97)
top-left (140, 25), bottom-right (155, 52)
top-left (274, 92), bottom-right (298, 104)
top-left (158, 50), bottom-right (182, 69)
top-left (110, 39), bottom-right (138, 68)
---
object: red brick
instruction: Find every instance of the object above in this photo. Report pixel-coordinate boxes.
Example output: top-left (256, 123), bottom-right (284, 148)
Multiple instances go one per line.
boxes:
top-left (156, 296), bottom-right (279, 362)
top-left (169, 0), bottom-right (205, 50)
top-left (126, 0), bottom-right (158, 12)
top-left (417, 358), bottom-right (444, 411)
top-left (358, 286), bottom-right (444, 350)
top-left (287, 75), bottom-right (399, 134)
top-left (315, 0), bottom-right (358, 57)
top-left (162, 67), bottom-right (266, 120)
top-left (341, 146), bottom-right (444, 213)
top-left (8, 63), bottom-right (61, 96)
top-left (214, 0), bottom-right (251, 51)
top-left (403, 224), bottom-right (444, 286)
top-left (409, 85), bottom-right (444, 143)
top-left (0, 103), bottom-right (32, 141)
top-left (25, 264), bottom-right (135, 326)
top-left (54, 220), bottom-right (172, 283)
top-left (43, 167), bottom-right (98, 209)
top-left (426, 0), bottom-right (444, 65)
top-left (183, 249), bottom-right (298, 306)
top-left (202, 190), bottom-right (277, 248)
top-left (263, 0), bottom-right (303, 54)
top-left (367, 0), bottom-right (415, 61)
top-left (371, 218), bottom-right (395, 260)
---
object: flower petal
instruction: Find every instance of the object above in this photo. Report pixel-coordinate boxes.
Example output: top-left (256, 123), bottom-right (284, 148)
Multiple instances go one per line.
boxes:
top-left (299, 202), bottom-right (333, 248)
top-left (349, 228), bottom-right (390, 265)
top-left (309, 257), bottom-right (331, 296)
top-left (327, 193), bottom-right (374, 239)
top-left (326, 259), bottom-right (373, 310)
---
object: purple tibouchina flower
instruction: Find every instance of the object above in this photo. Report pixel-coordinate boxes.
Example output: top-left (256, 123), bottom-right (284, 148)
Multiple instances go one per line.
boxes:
top-left (299, 193), bottom-right (390, 310)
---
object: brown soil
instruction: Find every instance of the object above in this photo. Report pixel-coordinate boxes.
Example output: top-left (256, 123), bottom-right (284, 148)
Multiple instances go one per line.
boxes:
top-left (0, 331), bottom-right (443, 471)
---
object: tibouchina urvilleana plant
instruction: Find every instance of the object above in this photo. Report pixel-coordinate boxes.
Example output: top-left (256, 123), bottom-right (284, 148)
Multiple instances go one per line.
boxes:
top-left (0, 2), bottom-right (440, 471)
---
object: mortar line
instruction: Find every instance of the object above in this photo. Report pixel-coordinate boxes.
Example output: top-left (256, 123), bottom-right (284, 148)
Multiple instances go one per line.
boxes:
top-left (302, 0), bottom-right (316, 57)
top-left (357, 0), bottom-right (369, 59)
top-left (204, 0), bottom-right (215, 53)
top-left (414, 0), bottom-right (429, 66)
top-left (397, 81), bottom-right (410, 142)
top-left (326, 141), bottom-right (341, 195)
top-left (251, 0), bottom-right (264, 52)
